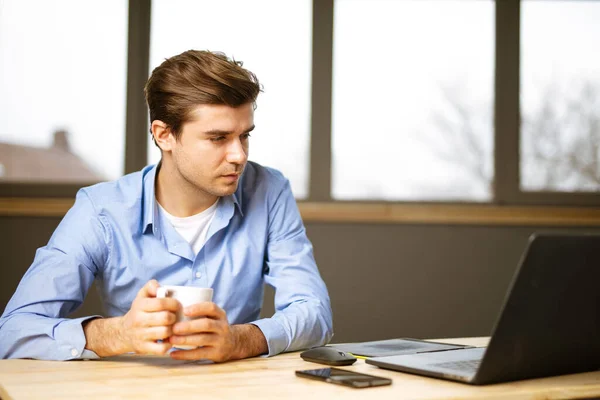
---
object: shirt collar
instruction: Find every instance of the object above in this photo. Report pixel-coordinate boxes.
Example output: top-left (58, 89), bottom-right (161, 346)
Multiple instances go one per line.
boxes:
top-left (141, 163), bottom-right (245, 235)
top-left (141, 164), bottom-right (159, 235)
top-left (231, 171), bottom-right (244, 215)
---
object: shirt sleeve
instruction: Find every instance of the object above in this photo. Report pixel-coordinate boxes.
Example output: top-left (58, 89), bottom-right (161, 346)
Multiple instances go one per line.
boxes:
top-left (251, 180), bottom-right (334, 356)
top-left (0, 189), bottom-right (108, 360)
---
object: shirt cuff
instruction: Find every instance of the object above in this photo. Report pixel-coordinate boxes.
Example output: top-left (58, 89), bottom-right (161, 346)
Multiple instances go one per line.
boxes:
top-left (54, 316), bottom-right (102, 360)
top-left (251, 318), bottom-right (289, 357)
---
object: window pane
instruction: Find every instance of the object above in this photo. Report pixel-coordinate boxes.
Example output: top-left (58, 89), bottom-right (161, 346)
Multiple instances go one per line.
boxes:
top-left (332, 0), bottom-right (494, 201)
top-left (0, 0), bottom-right (128, 183)
top-left (521, 1), bottom-right (600, 193)
top-left (149, 0), bottom-right (312, 198)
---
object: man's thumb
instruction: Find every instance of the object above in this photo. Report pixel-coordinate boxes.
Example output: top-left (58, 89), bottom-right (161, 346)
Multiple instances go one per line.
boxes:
top-left (135, 279), bottom-right (159, 299)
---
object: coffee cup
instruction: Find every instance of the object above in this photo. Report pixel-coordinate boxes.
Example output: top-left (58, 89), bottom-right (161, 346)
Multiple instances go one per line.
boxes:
top-left (156, 285), bottom-right (214, 350)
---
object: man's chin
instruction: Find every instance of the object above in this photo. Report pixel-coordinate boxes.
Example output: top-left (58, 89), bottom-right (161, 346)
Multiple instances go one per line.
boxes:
top-left (213, 183), bottom-right (239, 197)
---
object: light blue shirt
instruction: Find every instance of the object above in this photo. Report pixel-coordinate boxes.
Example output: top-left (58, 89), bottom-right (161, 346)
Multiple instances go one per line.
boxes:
top-left (0, 162), bottom-right (333, 360)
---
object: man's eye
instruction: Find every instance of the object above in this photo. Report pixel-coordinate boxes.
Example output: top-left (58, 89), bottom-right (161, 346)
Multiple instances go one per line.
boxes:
top-left (210, 136), bottom-right (226, 142)
top-left (241, 133), bottom-right (252, 140)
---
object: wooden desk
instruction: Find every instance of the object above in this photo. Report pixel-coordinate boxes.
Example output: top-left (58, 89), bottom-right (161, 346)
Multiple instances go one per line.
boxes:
top-left (1, 338), bottom-right (599, 399)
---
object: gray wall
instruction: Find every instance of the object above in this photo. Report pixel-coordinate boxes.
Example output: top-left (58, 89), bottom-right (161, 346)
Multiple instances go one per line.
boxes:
top-left (1, 216), bottom-right (598, 344)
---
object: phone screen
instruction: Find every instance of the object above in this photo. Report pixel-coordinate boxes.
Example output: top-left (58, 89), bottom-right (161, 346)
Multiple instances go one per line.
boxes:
top-left (296, 367), bottom-right (392, 388)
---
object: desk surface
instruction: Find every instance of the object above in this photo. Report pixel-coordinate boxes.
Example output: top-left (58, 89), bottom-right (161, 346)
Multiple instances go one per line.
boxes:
top-left (1, 337), bottom-right (599, 400)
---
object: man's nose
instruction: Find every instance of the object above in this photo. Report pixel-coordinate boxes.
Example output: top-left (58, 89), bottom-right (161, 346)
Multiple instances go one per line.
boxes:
top-left (226, 138), bottom-right (248, 164)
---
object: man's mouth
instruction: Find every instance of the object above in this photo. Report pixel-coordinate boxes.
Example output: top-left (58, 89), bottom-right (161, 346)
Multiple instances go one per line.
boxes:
top-left (221, 173), bottom-right (240, 181)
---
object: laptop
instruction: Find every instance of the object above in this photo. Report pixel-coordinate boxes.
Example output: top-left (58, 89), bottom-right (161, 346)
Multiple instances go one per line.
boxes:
top-left (366, 233), bottom-right (600, 385)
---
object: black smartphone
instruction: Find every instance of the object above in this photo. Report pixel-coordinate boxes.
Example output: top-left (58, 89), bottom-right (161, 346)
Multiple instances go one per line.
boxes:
top-left (295, 367), bottom-right (392, 388)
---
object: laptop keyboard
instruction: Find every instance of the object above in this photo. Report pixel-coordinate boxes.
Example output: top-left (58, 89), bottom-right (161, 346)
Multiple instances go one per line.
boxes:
top-left (433, 359), bottom-right (481, 373)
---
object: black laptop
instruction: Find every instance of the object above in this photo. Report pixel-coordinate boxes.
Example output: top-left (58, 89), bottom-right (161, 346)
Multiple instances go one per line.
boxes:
top-left (366, 233), bottom-right (600, 385)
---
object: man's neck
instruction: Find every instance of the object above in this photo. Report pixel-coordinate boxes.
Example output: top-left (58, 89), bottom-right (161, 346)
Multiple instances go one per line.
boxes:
top-left (155, 162), bottom-right (218, 217)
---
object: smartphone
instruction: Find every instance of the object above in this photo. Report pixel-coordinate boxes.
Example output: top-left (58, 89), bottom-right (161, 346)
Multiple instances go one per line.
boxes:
top-left (295, 367), bottom-right (392, 388)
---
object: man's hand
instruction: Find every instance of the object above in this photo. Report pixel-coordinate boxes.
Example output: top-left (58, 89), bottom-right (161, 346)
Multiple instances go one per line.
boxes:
top-left (119, 279), bottom-right (180, 355)
top-left (84, 280), bottom-right (180, 357)
top-left (168, 302), bottom-right (268, 362)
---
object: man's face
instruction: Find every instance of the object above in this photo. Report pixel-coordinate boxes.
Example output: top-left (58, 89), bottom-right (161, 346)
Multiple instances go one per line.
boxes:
top-left (168, 103), bottom-right (254, 198)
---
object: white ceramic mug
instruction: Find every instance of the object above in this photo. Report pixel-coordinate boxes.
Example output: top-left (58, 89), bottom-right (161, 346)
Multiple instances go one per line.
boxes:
top-left (156, 285), bottom-right (214, 350)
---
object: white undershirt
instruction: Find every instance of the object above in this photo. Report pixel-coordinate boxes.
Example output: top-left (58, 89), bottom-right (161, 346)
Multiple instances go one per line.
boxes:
top-left (157, 199), bottom-right (219, 255)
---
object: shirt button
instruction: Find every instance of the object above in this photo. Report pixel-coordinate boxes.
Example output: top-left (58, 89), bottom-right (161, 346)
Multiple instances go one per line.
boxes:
top-left (195, 272), bottom-right (202, 279)
top-left (71, 348), bottom-right (78, 357)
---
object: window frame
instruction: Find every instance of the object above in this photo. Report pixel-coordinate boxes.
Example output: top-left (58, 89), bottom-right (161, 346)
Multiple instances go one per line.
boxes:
top-left (1, 0), bottom-right (599, 219)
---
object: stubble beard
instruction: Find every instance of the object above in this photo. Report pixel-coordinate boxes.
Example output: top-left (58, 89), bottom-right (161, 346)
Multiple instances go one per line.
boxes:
top-left (184, 166), bottom-right (245, 199)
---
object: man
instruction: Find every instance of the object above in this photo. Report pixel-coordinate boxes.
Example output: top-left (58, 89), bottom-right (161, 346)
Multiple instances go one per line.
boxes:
top-left (0, 50), bottom-right (333, 361)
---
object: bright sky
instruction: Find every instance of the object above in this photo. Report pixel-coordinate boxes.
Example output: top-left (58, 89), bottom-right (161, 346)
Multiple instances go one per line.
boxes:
top-left (0, 0), bottom-right (598, 199)
top-left (0, 0), bottom-right (128, 180)
top-left (332, 0), bottom-right (495, 200)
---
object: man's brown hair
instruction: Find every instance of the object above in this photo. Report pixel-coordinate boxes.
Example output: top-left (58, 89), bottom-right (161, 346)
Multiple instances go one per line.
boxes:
top-left (144, 50), bottom-right (261, 143)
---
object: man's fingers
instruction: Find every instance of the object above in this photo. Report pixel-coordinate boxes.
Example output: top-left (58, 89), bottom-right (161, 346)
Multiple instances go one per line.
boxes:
top-left (135, 279), bottom-right (160, 300)
top-left (141, 341), bottom-right (173, 355)
top-left (172, 317), bottom-right (219, 336)
top-left (141, 325), bottom-right (173, 341)
top-left (183, 302), bottom-right (226, 319)
top-left (137, 297), bottom-right (181, 313)
top-left (170, 333), bottom-right (218, 348)
top-left (170, 345), bottom-right (216, 361)
top-left (142, 311), bottom-right (177, 327)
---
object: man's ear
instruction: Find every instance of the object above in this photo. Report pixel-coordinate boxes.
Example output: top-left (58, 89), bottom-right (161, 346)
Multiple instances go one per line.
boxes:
top-left (151, 120), bottom-right (175, 151)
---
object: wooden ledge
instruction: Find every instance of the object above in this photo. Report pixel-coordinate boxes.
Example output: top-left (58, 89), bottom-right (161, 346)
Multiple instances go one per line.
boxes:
top-left (299, 202), bottom-right (600, 226)
top-left (0, 198), bottom-right (75, 217)
top-left (1, 198), bottom-right (600, 226)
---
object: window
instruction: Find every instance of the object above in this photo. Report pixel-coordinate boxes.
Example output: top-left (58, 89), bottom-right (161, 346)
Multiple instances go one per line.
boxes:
top-left (0, 0), bottom-right (128, 183)
top-left (2, 0), bottom-right (598, 215)
top-left (148, 0), bottom-right (312, 198)
top-left (520, 0), bottom-right (600, 193)
top-left (331, 0), bottom-right (495, 201)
